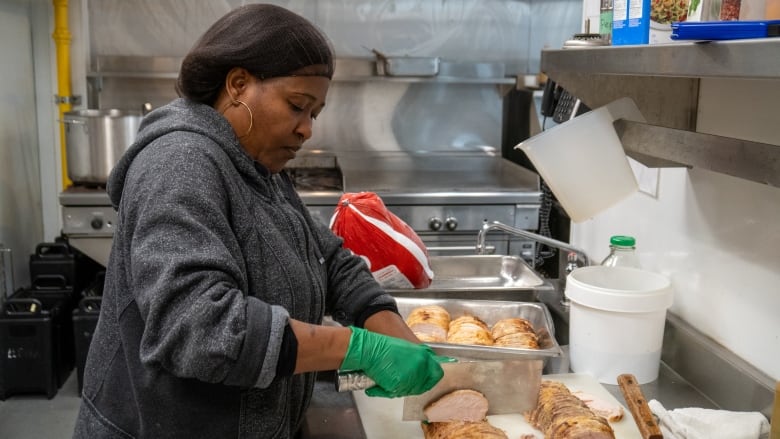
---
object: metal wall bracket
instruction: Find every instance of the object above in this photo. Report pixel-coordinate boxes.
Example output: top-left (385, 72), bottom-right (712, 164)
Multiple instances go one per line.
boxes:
top-left (614, 119), bottom-right (780, 187)
top-left (54, 94), bottom-right (82, 106)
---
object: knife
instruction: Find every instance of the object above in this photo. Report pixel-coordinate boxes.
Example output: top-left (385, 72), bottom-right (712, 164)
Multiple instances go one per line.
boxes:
top-left (337, 359), bottom-right (542, 421)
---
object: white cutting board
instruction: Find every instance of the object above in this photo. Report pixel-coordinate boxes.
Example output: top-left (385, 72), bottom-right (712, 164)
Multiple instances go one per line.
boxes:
top-left (352, 373), bottom-right (642, 439)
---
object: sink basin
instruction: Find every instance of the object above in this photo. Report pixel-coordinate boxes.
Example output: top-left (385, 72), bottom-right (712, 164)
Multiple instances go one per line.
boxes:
top-left (386, 255), bottom-right (553, 301)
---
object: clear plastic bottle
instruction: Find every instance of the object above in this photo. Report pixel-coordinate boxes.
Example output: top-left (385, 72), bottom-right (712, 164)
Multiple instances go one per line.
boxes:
top-left (600, 235), bottom-right (641, 268)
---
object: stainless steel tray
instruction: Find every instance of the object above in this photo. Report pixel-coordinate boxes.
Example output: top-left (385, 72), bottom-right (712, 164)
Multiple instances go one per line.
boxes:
top-left (387, 255), bottom-right (554, 301)
top-left (395, 297), bottom-right (562, 361)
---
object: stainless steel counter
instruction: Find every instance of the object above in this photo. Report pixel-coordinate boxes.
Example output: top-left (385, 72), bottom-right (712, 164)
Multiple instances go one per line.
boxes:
top-left (301, 284), bottom-right (776, 438)
top-left (299, 356), bottom-right (717, 439)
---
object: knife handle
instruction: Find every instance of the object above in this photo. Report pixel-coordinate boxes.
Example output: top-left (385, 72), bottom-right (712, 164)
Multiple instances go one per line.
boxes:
top-left (618, 374), bottom-right (663, 439)
top-left (336, 370), bottom-right (375, 392)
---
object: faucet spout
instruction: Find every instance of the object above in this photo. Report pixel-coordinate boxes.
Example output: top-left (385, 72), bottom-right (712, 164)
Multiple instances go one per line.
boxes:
top-left (476, 220), bottom-right (590, 267)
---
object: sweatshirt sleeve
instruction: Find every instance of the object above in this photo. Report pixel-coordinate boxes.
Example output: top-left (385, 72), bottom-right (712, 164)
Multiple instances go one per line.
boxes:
top-left (119, 138), bottom-right (279, 388)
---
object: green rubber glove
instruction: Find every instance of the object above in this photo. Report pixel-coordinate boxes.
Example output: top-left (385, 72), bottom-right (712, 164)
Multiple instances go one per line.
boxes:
top-left (341, 326), bottom-right (453, 398)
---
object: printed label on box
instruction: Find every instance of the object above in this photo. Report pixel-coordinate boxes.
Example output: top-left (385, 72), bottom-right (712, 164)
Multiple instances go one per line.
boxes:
top-left (613, 0), bottom-right (651, 44)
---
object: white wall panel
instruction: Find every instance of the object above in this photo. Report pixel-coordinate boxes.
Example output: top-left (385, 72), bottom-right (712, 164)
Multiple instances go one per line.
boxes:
top-left (572, 78), bottom-right (780, 380)
top-left (0, 0), bottom-right (45, 292)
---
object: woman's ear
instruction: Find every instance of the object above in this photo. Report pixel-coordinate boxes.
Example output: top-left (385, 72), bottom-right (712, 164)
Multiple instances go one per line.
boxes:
top-left (225, 67), bottom-right (251, 100)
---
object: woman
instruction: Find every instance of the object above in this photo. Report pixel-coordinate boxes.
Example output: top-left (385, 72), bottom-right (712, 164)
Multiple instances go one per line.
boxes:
top-left (73, 4), bottom-right (447, 438)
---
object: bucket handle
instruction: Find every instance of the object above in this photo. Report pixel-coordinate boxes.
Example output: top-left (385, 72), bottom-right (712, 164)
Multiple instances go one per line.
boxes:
top-left (3, 298), bottom-right (44, 316)
top-left (32, 274), bottom-right (69, 290)
top-left (35, 242), bottom-right (72, 258)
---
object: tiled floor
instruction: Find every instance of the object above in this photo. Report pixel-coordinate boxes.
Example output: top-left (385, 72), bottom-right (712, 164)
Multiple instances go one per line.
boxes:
top-left (0, 371), bottom-right (80, 439)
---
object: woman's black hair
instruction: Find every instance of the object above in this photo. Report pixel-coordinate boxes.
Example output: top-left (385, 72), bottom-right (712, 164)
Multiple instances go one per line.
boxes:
top-left (176, 4), bottom-right (334, 105)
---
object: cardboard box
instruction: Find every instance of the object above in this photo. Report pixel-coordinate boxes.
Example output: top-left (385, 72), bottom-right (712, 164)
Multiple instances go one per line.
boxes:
top-left (613, 0), bottom-right (652, 45)
top-left (650, 0), bottom-right (707, 44)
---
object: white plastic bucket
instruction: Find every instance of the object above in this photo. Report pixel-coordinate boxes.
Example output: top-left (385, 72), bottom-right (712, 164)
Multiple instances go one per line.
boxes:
top-left (565, 266), bottom-right (673, 385)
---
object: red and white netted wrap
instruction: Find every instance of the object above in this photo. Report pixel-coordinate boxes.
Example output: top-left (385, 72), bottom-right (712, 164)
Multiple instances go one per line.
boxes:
top-left (330, 192), bottom-right (433, 289)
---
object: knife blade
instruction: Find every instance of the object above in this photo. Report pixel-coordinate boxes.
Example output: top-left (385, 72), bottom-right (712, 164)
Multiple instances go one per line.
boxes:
top-left (336, 359), bottom-right (542, 421)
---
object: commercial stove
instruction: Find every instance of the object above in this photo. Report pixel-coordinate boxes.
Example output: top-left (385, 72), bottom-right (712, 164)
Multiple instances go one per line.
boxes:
top-left (287, 150), bottom-right (541, 260)
top-left (59, 151), bottom-right (541, 267)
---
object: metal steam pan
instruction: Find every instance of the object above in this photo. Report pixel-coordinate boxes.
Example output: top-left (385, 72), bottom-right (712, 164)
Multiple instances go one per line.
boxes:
top-left (387, 255), bottom-right (554, 301)
top-left (395, 297), bottom-right (562, 361)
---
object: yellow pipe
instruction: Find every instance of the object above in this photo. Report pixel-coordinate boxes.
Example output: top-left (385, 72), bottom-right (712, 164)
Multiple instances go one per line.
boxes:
top-left (52, 0), bottom-right (72, 189)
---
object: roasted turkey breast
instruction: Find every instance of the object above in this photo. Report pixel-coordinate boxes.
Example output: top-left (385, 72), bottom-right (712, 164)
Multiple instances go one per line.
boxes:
top-left (447, 315), bottom-right (494, 346)
top-left (491, 318), bottom-right (540, 349)
top-left (490, 317), bottom-right (534, 339)
top-left (421, 420), bottom-right (509, 439)
top-left (423, 389), bottom-right (489, 423)
top-left (421, 389), bottom-right (508, 438)
top-left (527, 381), bottom-right (616, 439)
top-left (404, 307), bottom-right (541, 349)
top-left (406, 305), bottom-right (451, 343)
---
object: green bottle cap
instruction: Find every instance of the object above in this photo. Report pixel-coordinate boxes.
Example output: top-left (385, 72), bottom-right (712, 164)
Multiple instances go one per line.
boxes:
top-left (609, 235), bottom-right (635, 247)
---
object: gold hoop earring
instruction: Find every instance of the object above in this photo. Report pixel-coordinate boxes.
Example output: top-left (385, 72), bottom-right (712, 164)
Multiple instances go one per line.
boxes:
top-left (232, 99), bottom-right (253, 138)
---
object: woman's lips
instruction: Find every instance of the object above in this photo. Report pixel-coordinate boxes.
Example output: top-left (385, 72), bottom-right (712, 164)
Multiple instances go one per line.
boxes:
top-left (285, 146), bottom-right (299, 159)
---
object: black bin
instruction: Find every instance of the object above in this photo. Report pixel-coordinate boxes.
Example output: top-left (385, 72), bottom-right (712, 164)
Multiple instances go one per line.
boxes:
top-left (29, 241), bottom-right (103, 294)
top-left (23, 278), bottom-right (77, 387)
top-left (29, 242), bottom-right (76, 288)
top-left (0, 296), bottom-right (67, 399)
top-left (72, 296), bottom-right (101, 395)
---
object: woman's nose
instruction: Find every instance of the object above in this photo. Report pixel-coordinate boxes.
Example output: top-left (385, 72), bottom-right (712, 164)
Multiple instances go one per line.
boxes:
top-left (295, 116), bottom-right (313, 141)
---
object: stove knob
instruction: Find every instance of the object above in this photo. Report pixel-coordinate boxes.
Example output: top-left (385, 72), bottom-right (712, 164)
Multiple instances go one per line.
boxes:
top-left (90, 217), bottom-right (104, 230)
top-left (428, 217), bottom-right (443, 231)
top-left (445, 217), bottom-right (458, 231)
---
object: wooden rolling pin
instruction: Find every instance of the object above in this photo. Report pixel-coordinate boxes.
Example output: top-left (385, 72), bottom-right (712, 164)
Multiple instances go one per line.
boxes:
top-left (618, 374), bottom-right (663, 439)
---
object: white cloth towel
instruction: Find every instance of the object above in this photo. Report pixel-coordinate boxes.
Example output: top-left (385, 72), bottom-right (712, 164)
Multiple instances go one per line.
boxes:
top-left (648, 399), bottom-right (770, 439)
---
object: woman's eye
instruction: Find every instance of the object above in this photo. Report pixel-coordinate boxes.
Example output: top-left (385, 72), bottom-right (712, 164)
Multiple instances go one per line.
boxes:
top-left (290, 103), bottom-right (304, 112)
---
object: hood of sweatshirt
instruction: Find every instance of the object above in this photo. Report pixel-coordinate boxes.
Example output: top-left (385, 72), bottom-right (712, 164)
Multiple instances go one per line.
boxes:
top-left (107, 98), bottom-right (268, 209)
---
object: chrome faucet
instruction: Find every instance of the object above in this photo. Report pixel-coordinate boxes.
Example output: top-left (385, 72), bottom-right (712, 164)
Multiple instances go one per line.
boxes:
top-left (476, 220), bottom-right (590, 268)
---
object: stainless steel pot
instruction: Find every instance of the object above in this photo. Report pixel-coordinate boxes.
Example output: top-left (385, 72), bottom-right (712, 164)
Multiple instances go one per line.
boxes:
top-left (63, 109), bottom-right (142, 185)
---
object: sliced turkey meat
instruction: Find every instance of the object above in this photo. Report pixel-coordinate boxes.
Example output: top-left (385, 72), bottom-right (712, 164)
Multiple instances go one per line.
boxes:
top-left (423, 389), bottom-right (489, 423)
top-left (421, 420), bottom-right (509, 439)
top-left (406, 305), bottom-right (451, 342)
top-left (527, 381), bottom-right (616, 439)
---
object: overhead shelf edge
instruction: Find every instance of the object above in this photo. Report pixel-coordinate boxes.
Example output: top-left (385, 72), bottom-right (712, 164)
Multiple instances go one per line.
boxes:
top-left (541, 38), bottom-right (780, 80)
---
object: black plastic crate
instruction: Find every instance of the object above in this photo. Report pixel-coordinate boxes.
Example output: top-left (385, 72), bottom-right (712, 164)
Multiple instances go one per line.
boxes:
top-left (15, 284), bottom-right (76, 386)
top-left (29, 274), bottom-right (78, 310)
top-left (72, 296), bottom-right (101, 395)
top-left (29, 242), bottom-right (76, 288)
top-left (29, 240), bottom-right (103, 294)
top-left (0, 296), bottom-right (66, 399)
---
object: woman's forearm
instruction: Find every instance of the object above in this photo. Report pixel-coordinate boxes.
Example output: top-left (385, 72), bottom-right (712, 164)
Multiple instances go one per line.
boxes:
top-left (288, 311), bottom-right (418, 374)
top-left (288, 319), bottom-right (351, 374)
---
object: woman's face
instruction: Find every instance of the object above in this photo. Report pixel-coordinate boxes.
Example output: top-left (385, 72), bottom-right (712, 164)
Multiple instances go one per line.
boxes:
top-left (222, 67), bottom-right (330, 173)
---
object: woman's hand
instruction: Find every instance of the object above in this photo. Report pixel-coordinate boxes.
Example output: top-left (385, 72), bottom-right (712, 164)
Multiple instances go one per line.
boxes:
top-left (340, 326), bottom-right (451, 398)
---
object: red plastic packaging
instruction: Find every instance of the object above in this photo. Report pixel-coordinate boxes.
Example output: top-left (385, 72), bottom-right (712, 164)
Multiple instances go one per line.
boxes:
top-left (330, 192), bottom-right (433, 289)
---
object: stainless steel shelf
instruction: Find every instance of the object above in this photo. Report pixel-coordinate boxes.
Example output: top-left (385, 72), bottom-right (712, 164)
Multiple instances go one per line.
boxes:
top-left (615, 119), bottom-right (780, 187)
top-left (87, 55), bottom-right (517, 85)
top-left (541, 38), bottom-right (780, 79)
top-left (538, 39), bottom-right (780, 188)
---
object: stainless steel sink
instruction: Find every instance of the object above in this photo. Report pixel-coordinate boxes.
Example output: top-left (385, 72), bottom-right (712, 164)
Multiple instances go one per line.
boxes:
top-left (386, 254), bottom-right (553, 301)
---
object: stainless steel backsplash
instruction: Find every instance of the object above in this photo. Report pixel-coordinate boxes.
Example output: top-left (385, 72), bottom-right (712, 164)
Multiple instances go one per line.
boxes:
top-left (87, 0), bottom-right (582, 153)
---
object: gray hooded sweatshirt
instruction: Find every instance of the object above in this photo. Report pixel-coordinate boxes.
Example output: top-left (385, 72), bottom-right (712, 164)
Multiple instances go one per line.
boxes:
top-left (73, 98), bottom-right (396, 439)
